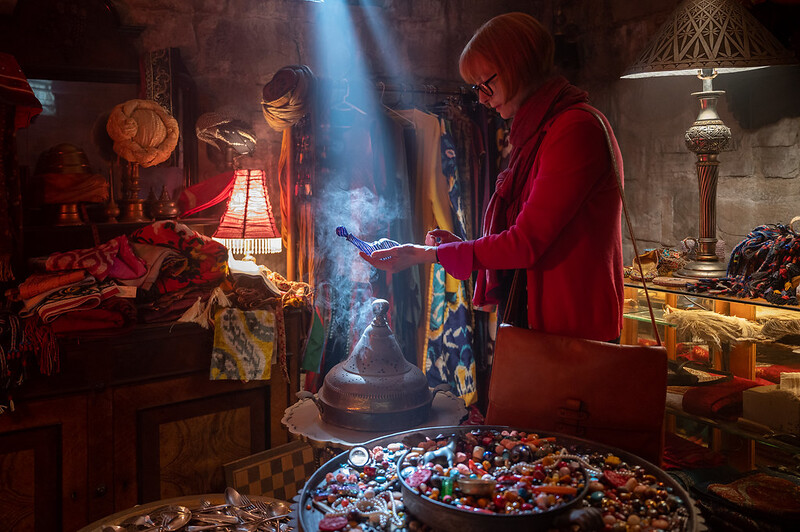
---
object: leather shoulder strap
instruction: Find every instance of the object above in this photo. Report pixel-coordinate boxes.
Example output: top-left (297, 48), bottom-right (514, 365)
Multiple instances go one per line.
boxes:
top-left (575, 104), bottom-right (661, 345)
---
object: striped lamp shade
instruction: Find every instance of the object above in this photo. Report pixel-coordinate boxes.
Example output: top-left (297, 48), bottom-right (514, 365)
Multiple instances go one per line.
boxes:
top-left (213, 169), bottom-right (281, 255)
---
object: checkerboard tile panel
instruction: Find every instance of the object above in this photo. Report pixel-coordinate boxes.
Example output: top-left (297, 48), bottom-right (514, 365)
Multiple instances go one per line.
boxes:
top-left (226, 441), bottom-right (316, 502)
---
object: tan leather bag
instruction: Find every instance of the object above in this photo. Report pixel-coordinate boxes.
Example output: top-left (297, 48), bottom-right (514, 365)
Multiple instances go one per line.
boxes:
top-left (486, 323), bottom-right (667, 464)
top-left (485, 106), bottom-right (668, 465)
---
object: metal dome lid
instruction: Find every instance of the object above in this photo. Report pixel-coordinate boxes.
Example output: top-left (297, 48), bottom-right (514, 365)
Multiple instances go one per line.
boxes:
top-left (318, 299), bottom-right (431, 415)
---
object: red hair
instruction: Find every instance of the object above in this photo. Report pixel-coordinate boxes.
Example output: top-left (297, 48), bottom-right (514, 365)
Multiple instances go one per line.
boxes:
top-left (459, 13), bottom-right (555, 101)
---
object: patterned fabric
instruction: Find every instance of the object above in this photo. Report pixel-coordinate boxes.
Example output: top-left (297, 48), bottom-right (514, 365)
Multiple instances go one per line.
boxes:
top-left (27, 281), bottom-right (120, 323)
top-left (45, 235), bottom-right (144, 281)
top-left (422, 119), bottom-right (477, 406)
top-left (11, 270), bottom-right (85, 300)
top-left (689, 223), bottom-right (800, 305)
top-left (129, 220), bottom-right (228, 295)
top-left (210, 308), bottom-right (275, 381)
top-left (423, 263), bottom-right (477, 405)
top-left (1, 310), bottom-right (25, 413)
top-left (440, 119), bottom-right (468, 241)
top-left (335, 225), bottom-right (399, 256)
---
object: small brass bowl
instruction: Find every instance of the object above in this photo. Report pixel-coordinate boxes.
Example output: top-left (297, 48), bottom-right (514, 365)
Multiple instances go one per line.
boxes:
top-left (455, 477), bottom-right (496, 497)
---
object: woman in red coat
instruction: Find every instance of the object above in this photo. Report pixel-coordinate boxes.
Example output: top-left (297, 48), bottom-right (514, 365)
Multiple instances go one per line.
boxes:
top-left (361, 12), bottom-right (624, 343)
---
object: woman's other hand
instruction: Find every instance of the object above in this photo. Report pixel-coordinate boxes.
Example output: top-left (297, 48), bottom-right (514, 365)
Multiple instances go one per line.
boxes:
top-left (425, 229), bottom-right (462, 246)
top-left (359, 244), bottom-right (436, 273)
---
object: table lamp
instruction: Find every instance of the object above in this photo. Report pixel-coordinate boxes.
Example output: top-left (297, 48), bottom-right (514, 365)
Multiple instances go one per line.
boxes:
top-left (621, 0), bottom-right (797, 278)
top-left (213, 168), bottom-right (282, 262)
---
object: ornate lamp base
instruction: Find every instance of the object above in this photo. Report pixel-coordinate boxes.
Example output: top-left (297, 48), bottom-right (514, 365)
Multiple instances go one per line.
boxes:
top-left (677, 73), bottom-right (731, 282)
top-left (675, 258), bottom-right (728, 279)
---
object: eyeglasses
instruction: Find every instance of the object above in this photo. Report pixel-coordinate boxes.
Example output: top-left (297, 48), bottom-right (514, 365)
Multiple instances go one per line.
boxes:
top-left (471, 73), bottom-right (497, 97)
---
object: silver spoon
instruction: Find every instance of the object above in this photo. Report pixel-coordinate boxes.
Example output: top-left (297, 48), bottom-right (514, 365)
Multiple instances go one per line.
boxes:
top-left (144, 505), bottom-right (193, 531)
top-left (224, 486), bottom-right (252, 509)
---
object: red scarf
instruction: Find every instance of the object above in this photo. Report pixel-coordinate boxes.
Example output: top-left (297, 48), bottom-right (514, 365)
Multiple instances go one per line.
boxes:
top-left (475, 76), bottom-right (589, 307)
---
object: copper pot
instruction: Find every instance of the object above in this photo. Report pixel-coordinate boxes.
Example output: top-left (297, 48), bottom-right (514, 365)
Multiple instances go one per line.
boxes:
top-left (301, 299), bottom-right (448, 431)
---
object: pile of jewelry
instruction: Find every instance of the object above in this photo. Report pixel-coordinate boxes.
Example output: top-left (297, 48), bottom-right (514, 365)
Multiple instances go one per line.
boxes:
top-left (305, 430), bottom-right (691, 531)
top-left (308, 443), bottom-right (408, 531)
top-left (399, 429), bottom-right (586, 515)
top-left (578, 451), bottom-right (690, 531)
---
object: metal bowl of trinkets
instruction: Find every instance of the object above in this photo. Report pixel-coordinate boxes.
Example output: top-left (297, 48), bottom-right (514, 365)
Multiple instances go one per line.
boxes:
top-left (297, 425), bottom-right (698, 532)
top-left (396, 429), bottom-right (593, 532)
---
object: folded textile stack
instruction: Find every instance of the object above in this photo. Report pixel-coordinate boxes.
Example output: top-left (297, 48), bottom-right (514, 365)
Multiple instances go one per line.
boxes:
top-left (682, 376), bottom-right (769, 421)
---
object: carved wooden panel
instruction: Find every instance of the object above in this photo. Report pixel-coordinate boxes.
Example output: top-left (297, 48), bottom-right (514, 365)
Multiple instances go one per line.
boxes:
top-left (113, 374), bottom-right (270, 508)
top-left (0, 395), bottom-right (88, 532)
top-left (0, 443), bottom-right (38, 531)
top-left (156, 406), bottom-right (252, 499)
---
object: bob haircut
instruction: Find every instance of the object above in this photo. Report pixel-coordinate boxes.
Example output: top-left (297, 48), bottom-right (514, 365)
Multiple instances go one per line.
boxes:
top-left (459, 13), bottom-right (555, 102)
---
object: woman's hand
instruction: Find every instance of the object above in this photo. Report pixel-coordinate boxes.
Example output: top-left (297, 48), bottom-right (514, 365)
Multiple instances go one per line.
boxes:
top-left (425, 229), bottom-right (462, 246)
top-left (359, 244), bottom-right (436, 273)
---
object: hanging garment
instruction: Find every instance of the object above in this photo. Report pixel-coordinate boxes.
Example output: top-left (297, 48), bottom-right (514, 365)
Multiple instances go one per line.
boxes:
top-left (442, 105), bottom-right (480, 240)
top-left (423, 262), bottom-right (477, 405)
top-left (396, 109), bottom-right (455, 361)
top-left (0, 53), bottom-right (42, 281)
top-left (396, 110), bottom-right (476, 405)
top-left (376, 113), bottom-right (421, 364)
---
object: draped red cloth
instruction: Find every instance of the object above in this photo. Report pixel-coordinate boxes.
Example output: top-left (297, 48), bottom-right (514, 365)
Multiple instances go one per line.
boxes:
top-left (0, 52), bottom-right (42, 130)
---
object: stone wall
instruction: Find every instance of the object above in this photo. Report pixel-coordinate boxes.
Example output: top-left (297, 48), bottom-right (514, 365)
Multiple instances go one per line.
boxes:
top-left (118, 0), bottom-right (800, 270)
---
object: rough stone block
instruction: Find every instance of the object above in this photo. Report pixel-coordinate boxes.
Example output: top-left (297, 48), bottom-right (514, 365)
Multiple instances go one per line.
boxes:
top-left (756, 146), bottom-right (800, 179)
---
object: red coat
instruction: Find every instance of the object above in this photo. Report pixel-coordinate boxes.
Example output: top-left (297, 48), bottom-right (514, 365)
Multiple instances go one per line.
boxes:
top-left (437, 77), bottom-right (624, 342)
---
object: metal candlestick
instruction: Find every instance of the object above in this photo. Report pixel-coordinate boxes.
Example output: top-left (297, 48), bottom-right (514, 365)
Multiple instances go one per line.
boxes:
top-left (118, 160), bottom-right (148, 222)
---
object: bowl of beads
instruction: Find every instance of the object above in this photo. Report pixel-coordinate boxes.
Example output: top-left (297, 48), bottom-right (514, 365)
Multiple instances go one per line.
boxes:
top-left (296, 425), bottom-right (697, 532)
top-left (397, 428), bottom-right (594, 532)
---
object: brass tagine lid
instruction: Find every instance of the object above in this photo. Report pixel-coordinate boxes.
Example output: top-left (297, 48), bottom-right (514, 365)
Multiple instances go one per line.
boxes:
top-left (318, 299), bottom-right (432, 418)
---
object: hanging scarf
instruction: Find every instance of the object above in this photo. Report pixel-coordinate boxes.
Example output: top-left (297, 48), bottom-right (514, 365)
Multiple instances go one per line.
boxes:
top-left (474, 76), bottom-right (589, 307)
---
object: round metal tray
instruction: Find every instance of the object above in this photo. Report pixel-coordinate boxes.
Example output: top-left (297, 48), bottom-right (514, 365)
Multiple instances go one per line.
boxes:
top-left (297, 425), bottom-right (699, 532)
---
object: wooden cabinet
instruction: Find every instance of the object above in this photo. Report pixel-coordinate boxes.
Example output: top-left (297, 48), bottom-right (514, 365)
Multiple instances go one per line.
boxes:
top-left (0, 394), bottom-right (87, 531)
top-left (0, 310), bottom-right (303, 531)
top-left (621, 282), bottom-right (800, 470)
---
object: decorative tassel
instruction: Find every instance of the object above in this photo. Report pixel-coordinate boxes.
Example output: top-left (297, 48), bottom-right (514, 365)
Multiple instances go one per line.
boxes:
top-left (177, 297), bottom-right (204, 325)
top-left (212, 286), bottom-right (232, 308)
top-left (198, 287), bottom-right (231, 328)
top-left (177, 288), bottom-right (233, 329)
top-left (0, 255), bottom-right (13, 282)
top-left (19, 317), bottom-right (60, 376)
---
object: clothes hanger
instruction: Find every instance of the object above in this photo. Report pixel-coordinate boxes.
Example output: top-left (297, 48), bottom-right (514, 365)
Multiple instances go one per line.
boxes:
top-left (378, 81), bottom-right (415, 128)
top-left (333, 79), bottom-right (367, 115)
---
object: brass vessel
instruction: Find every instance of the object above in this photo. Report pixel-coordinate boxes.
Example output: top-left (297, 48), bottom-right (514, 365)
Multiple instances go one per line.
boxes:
top-left (304, 299), bottom-right (447, 431)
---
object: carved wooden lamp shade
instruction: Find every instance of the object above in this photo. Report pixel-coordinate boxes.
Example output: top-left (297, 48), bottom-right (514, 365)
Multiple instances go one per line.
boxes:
top-left (213, 169), bottom-right (281, 259)
top-left (622, 0), bottom-right (797, 278)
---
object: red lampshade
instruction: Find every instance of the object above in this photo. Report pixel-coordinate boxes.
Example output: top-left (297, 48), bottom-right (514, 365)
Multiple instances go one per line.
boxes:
top-left (213, 169), bottom-right (281, 254)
